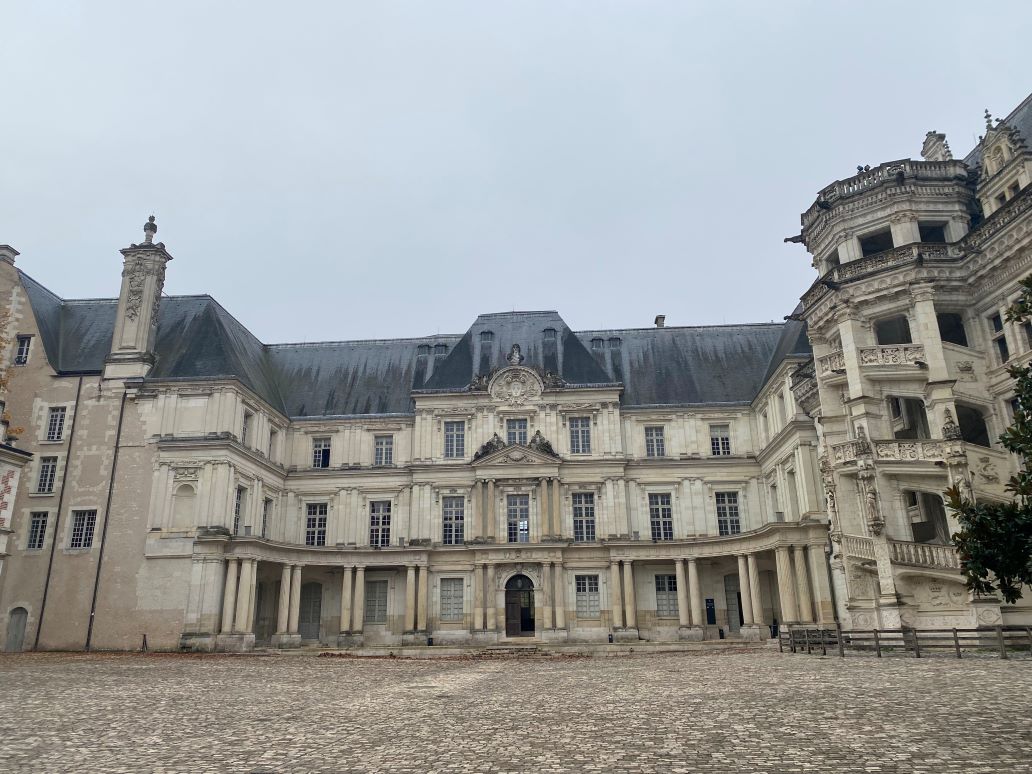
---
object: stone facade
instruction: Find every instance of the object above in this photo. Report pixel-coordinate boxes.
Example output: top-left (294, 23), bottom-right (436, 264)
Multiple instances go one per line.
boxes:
top-left (1, 96), bottom-right (1031, 652)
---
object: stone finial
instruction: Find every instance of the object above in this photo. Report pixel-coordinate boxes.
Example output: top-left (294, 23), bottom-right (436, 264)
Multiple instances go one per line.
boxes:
top-left (143, 215), bottom-right (157, 244)
top-left (985, 109), bottom-right (994, 131)
top-left (921, 131), bottom-right (952, 162)
top-left (942, 408), bottom-right (963, 440)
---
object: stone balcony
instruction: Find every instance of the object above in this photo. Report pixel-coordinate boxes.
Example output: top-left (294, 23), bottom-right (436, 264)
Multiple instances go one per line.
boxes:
top-left (790, 360), bottom-right (819, 415)
top-left (803, 243), bottom-right (953, 308)
top-left (816, 344), bottom-right (926, 381)
top-left (840, 533), bottom-right (961, 572)
top-left (830, 438), bottom-right (948, 466)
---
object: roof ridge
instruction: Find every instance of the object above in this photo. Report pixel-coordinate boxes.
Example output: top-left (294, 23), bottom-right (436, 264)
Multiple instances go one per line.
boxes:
top-left (268, 334), bottom-right (463, 349)
top-left (576, 322), bottom-right (786, 334)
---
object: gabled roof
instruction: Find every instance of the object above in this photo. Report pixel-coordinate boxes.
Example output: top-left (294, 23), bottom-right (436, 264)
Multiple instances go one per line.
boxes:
top-left (964, 91), bottom-right (1032, 172)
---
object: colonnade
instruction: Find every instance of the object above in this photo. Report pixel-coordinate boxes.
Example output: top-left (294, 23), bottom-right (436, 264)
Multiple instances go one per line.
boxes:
top-left (470, 477), bottom-right (563, 540)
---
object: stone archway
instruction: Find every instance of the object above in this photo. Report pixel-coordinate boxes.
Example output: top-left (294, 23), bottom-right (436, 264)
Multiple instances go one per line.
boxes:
top-left (504, 574), bottom-right (535, 637)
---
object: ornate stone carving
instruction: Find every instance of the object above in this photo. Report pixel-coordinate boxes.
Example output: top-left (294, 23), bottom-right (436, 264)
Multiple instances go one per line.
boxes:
top-left (527, 430), bottom-right (557, 457)
top-left (857, 344), bottom-right (925, 367)
top-left (468, 373), bottom-right (488, 391)
top-left (942, 408), bottom-right (962, 440)
top-left (976, 457), bottom-right (1000, 484)
top-left (857, 466), bottom-right (884, 536)
top-left (489, 367), bottom-right (543, 407)
top-left (123, 260), bottom-right (148, 321)
top-left (473, 433), bottom-right (506, 460)
top-left (506, 344), bottom-right (524, 366)
top-left (542, 370), bottom-right (565, 389)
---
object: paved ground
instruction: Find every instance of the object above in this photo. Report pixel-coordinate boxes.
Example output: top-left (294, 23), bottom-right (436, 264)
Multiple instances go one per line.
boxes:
top-left (1, 650), bottom-right (1030, 773)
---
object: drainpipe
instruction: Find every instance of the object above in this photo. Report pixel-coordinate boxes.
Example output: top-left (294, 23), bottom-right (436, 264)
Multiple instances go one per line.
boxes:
top-left (85, 388), bottom-right (128, 651)
top-left (34, 375), bottom-right (84, 650)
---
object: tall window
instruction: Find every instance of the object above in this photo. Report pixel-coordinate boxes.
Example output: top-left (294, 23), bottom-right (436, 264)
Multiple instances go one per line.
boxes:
top-left (27, 512), bottom-right (48, 550)
top-left (14, 335), bottom-right (30, 365)
top-left (262, 498), bottom-right (273, 538)
top-left (648, 493), bottom-right (673, 541)
top-left (575, 575), bottom-right (600, 617)
top-left (645, 426), bottom-right (665, 457)
top-left (990, 313), bottom-right (1010, 365)
top-left (241, 410), bottom-right (253, 447)
top-left (444, 421), bottom-right (465, 459)
top-left (312, 437), bottom-right (331, 468)
top-left (655, 575), bottom-right (678, 617)
top-left (305, 503), bottom-right (327, 546)
top-left (439, 577), bottom-right (464, 622)
top-left (69, 510), bottom-right (97, 549)
top-left (710, 424), bottom-right (732, 456)
top-left (45, 407), bottom-right (66, 441)
top-left (716, 491), bottom-right (741, 535)
top-left (365, 580), bottom-right (388, 624)
top-left (233, 487), bottom-right (246, 535)
top-left (569, 416), bottom-right (591, 454)
top-left (374, 435), bottom-right (394, 466)
top-left (572, 493), bottom-right (595, 542)
top-left (442, 496), bottom-right (465, 545)
top-left (369, 501), bottom-right (392, 547)
top-left (506, 494), bottom-right (530, 543)
top-left (506, 418), bottom-right (528, 446)
top-left (36, 457), bottom-right (57, 494)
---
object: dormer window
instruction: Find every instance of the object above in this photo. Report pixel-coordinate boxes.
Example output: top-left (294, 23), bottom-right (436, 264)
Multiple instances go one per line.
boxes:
top-left (417, 344), bottom-right (431, 356)
top-left (591, 338), bottom-right (604, 350)
top-left (607, 337), bottom-right (622, 348)
top-left (543, 327), bottom-right (557, 340)
top-left (434, 344), bottom-right (448, 355)
top-left (480, 331), bottom-right (494, 344)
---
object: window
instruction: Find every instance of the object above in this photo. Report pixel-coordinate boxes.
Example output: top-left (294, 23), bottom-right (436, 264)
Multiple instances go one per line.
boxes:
top-left (645, 426), bottom-right (665, 457)
top-left (442, 496), bottom-right (465, 545)
top-left (305, 503), bottom-right (327, 546)
top-left (374, 435), bottom-right (394, 466)
top-left (241, 410), bottom-right (253, 447)
top-left (607, 337), bottom-right (622, 349)
top-left (14, 336), bottom-right (30, 365)
top-left (233, 487), bottom-right (246, 535)
top-left (715, 492), bottom-right (741, 536)
top-left (36, 457), bottom-right (57, 494)
top-left (956, 404), bottom-right (992, 448)
top-left (69, 510), bottom-right (97, 549)
top-left (575, 575), bottom-right (600, 617)
top-left (648, 493), bottom-right (673, 541)
top-left (710, 424), bottom-right (731, 456)
top-left (268, 428), bottom-right (278, 460)
top-left (918, 222), bottom-right (947, 244)
top-left (434, 344), bottom-right (448, 355)
top-left (543, 327), bottom-right (557, 340)
top-left (569, 416), bottom-right (591, 454)
top-left (261, 498), bottom-right (273, 538)
top-left (591, 337), bottom-right (604, 350)
top-left (937, 313), bottom-right (968, 347)
top-left (417, 344), bottom-right (430, 356)
top-left (572, 493), bottom-right (595, 542)
top-left (506, 494), bottom-right (530, 543)
top-left (859, 228), bottom-right (893, 257)
top-left (874, 315), bottom-right (912, 345)
top-left (365, 579), bottom-right (388, 624)
top-left (439, 577), bottom-right (464, 622)
top-left (506, 418), bottom-right (528, 446)
top-left (655, 574), bottom-right (678, 618)
top-left (990, 314), bottom-right (1010, 364)
top-left (45, 407), bottom-right (66, 441)
top-left (480, 331), bottom-right (494, 344)
top-left (369, 501), bottom-right (392, 547)
top-left (27, 512), bottom-right (48, 550)
top-left (444, 421), bottom-right (465, 459)
top-left (1024, 321), bottom-right (1032, 352)
top-left (312, 437), bottom-right (331, 468)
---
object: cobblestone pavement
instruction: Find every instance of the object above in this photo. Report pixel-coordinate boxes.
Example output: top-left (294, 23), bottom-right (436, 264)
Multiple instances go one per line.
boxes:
top-left (2, 650), bottom-right (1031, 773)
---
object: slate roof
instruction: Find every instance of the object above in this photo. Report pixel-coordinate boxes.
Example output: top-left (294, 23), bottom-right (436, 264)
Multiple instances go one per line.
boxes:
top-left (962, 91), bottom-right (1032, 172)
top-left (18, 271), bottom-right (810, 417)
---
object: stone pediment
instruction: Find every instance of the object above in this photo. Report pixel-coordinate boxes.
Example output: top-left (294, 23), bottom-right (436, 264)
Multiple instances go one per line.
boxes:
top-left (472, 435), bottom-right (560, 467)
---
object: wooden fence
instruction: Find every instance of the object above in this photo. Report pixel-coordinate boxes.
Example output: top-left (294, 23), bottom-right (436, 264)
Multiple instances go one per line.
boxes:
top-left (779, 624), bottom-right (1032, 659)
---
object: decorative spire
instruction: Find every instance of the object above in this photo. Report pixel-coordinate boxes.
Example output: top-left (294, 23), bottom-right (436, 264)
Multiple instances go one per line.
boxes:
top-left (985, 109), bottom-right (994, 131)
top-left (143, 215), bottom-right (157, 244)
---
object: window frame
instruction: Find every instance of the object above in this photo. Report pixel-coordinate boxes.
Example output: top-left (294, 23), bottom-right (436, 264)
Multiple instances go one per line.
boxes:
top-left (648, 493), bottom-right (674, 541)
top-left (14, 335), bottom-right (31, 365)
top-left (709, 424), bottom-right (732, 456)
top-left (439, 577), bottom-right (464, 622)
top-left (644, 426), bottom-right (666, 457)
top-left (305, 502), bottom-right (328, 546)
top-left (69, 509), bottom-right (97, 549)
top-left (443, 420), bottom-right (466, 459)
top-left (574, 574), bottom-right (600, 618)
top-left (261, 497), bottom-right (273, 538)
top-left (27, 511), bottom-right (48, 550)
top-left (715, 491), bottom-right (741, 536)
top-left (506, 418), bottom-right (528, 446)
top-left (989, 312), bottom-right (1011, 365)
top-left (36, 456), bottom-right (58, 494)
top-left (373, 434), bottom-right (394, 466)
top-left (364, 579), bottom-right (389, 624)
top-left (45, 407), bottom-right (67, 442)
top-left (442, 495), bottom-right (465, 545)
top-left (233, 487), bottom-right (246, 535)
top-left (312, 437), bottom-right (331, 469)
top-left (369, 500), bottom-right (392, 547)
top-left (654, 574), bottom-right (678, 618)
top-left (506, 493), bottom-right (530, 544)
top-left (571, 492), bottom-right (596, 543)
top-left (568, 416), bottom-right (591, 454)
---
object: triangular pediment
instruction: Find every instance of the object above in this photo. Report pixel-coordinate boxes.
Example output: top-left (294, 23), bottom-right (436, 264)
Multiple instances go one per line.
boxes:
top-left (472, 442), bottom-right (560, 467)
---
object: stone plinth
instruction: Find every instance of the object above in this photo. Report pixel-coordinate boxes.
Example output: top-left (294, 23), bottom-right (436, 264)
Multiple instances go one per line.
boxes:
top-left (270, 633), bottom-right (302, 649)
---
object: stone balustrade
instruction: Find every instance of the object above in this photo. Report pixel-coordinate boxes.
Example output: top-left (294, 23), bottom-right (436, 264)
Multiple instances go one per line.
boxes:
top-left (817, 350), bottom-right (845, 376)
top-left (830, 438), bottom-right (947, 465)
top-left (841, 534), bottom-right (875, 561)
top-left (888, 539), bottom-right (961, 570)
top-left (857, 344), bottom-right (925, 367)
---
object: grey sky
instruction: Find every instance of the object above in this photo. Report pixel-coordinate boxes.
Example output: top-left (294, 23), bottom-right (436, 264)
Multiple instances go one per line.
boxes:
top-left (2, 2), bottom-right (1029, 344)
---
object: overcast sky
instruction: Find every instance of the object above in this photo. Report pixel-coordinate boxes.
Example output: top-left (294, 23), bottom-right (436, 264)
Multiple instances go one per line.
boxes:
top-left (2, 3), bottom-right (1029, 343)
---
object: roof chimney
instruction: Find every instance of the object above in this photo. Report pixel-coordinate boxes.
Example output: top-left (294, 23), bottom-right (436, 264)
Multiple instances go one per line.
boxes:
top-left (0, 245), bottom-right (19, 266)
top-left (654, 315), bottom-right (666, 328)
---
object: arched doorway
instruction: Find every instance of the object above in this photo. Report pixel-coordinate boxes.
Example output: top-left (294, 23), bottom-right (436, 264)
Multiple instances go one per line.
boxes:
top-left (5, 607), bottom-right (28, 652)
top-left (298, 582), bottom-right (323, 641)
top-left (504, 574), bottom-right (535, 637)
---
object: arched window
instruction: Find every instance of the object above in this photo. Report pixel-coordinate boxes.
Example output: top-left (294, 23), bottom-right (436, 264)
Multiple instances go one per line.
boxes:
top-left (956, 404), bottom-right (991, 447)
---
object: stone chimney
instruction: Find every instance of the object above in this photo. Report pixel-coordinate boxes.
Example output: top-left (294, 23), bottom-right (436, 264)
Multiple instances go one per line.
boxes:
top-left (103, 216), bottom-right (173, 380)
top-left (654, 315), bottom-right (666, 328)
top-left (0, 245), bottom-right (19, 266)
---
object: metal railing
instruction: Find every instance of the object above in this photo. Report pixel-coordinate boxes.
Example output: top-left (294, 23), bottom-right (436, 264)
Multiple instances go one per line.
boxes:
top-left (779, 624), bottom-right (1032, 659)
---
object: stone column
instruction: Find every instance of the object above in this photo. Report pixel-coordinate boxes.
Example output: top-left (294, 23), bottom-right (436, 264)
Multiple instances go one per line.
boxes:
top-left (674, 558), bottom-right (690, 628)
top-left (910, 284), bottom-right (949, 382)
top-left (543, 562), bottom-right (554, 629)
top-left (808, 544), bottom-right (836, 625)
top-left (277, 563), bottom-right (291, 633)
top-left (688, 558), bottom-right (704, 629)
top-left (417, 566), bottom-right (429, 632)
top-left (234, 558), bottom-right (255, 632)
top-left (553, 562), bottom-right (566, 630)
top-left (486, 480), bottom-right (496, 540)
top-left (737, 554), bottom-right (755, 625)
top-left (471, 482), bottom-right (482, 541)
top-left (220, 557), bottom-right (239, 634)
top-left (405, 565), bottom-right (417, 632)
top-left (794, 545), bottom-right (814, 624)
top-left (352, 567), bottom-right (365, 633)
top-left (622, 560), bottom-right (637, 629)
top-left (609, 560), bottom-right (624, 628)
top-left (539, 478), bottom-right (551, 538)
top-left (551, 478), bottom-right (562, 539)
top-left (486, 564), bottom-right (497, 632)
top-left (288, 564), bottom-right (302, 634)
top-left (747, 554), bottom-right (764, 626)
top-left (245, 560), bottom-right (258, 632)
top-left (339, 567), bottom-right (353, 633)
top-left (775, 546), bottom-right (798, 624)
top-left (473, 563), bottom-right (484, 631)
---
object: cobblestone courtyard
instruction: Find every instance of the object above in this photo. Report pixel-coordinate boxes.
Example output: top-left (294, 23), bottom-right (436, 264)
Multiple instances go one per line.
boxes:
top-left (1, 650), bottom-right (1030, 773)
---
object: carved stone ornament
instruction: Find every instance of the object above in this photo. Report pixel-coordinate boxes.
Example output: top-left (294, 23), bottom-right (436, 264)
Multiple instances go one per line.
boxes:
top-left (473, 433), bottom-right (506, 461)
top-left (941, 408), bottom-right (962, 441)
top-left (528, 430), bottom-right (558, 457)
top-left (977, 457), bottom-right (1000, 484)
top-left (173, 467), bottom-right (200, 480)
top-left (123, 260), bottom-right (148, 321)
top-left (542, 370), bottom-right (565, 389)
top-left (506, 344), bottom-right (525, 365)
top-left (468, 373), bottom-right (488, 392)
top-left (489, 367), bottom-right (543, 407)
